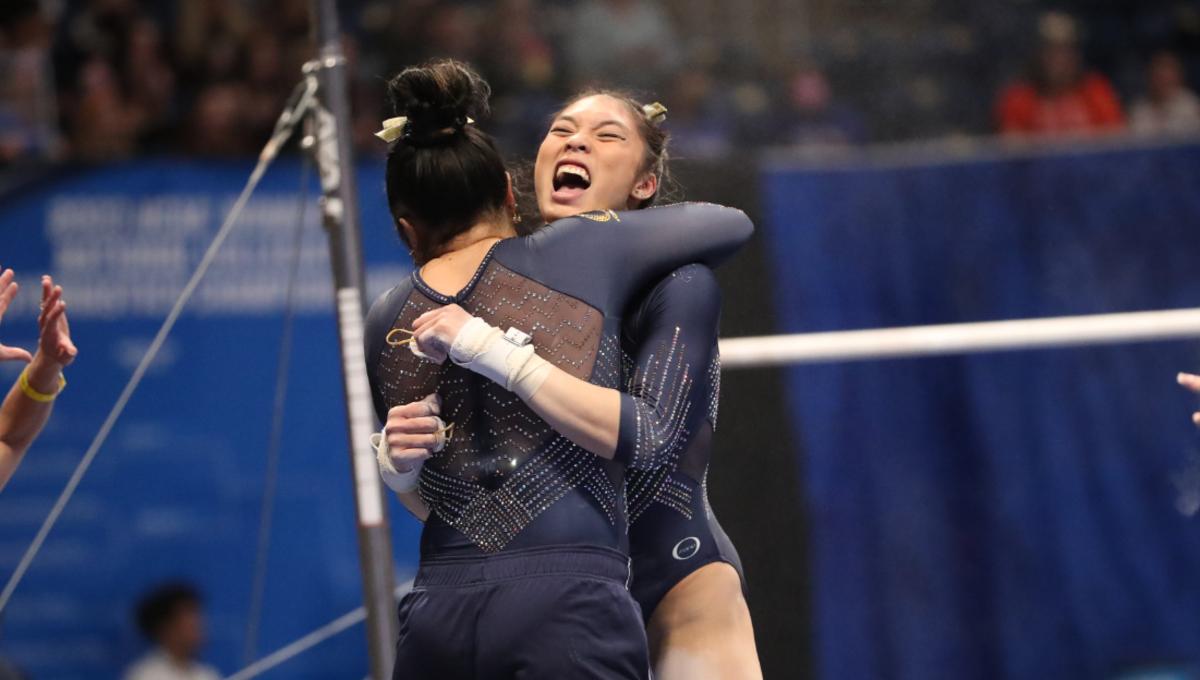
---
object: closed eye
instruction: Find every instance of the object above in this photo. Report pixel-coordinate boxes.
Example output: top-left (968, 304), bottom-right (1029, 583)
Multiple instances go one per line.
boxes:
top-left (551, 126), bottom-right (573, 135)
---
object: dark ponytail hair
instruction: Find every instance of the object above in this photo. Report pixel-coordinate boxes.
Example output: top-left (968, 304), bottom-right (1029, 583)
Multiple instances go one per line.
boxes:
top-left (384, 60), bottom-right (510, 264)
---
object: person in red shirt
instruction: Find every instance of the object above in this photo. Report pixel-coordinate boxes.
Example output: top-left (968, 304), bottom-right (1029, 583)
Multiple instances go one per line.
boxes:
top-left (996, 12), bottom-right (1124, 137)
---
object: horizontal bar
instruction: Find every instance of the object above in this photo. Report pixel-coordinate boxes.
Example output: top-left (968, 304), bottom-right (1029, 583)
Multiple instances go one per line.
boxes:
top-left (719, 308), bottom-right (1200, 368)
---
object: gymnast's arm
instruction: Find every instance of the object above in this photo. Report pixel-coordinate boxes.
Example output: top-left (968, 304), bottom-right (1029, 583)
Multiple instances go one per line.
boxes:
top-left (0, 359), bottom-right (63, 491)
top-left (411, 266), bottom-right (722, 461)
top-left (378, 400), bottom-right (434, 522)
top-left (0, 275), bottom-right (75, 491)
top-left (401, 204), bottom-right (748, 459)
top-left (526, 202), bottom-right (752, 306)
top-left (523, 266), bottom-right (721, 463)
top-left (364, 287), bottom-right (431, 522)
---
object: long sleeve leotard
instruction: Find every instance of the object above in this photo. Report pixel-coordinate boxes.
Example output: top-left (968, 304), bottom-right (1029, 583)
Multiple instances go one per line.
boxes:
top-left (618, 264), bottom-right (745, 619)
top-left (364, 204), bottom-right (752, 558)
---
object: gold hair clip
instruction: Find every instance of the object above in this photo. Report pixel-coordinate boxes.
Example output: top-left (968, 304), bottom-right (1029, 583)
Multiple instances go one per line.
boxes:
top-left (386, 328), bottom-right (417, 346)
top-left (374, 115), bottom-right (477, 143)
top-left (642, 102), bottom-right (668, 125)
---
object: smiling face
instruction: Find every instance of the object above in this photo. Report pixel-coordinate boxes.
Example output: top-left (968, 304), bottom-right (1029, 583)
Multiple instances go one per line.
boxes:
top-left (534, 94), bottom-right (658, 223)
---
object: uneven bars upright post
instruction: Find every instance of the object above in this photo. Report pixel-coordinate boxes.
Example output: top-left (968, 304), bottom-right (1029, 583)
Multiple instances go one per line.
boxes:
top-left (306, 1), bottom-right (398, 677)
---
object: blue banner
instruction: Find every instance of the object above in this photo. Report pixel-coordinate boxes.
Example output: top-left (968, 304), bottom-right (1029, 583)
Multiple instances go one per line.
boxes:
top-left (763, 143), bottom-right (1200, 680)
top-left (0, 159), bottom-right (420, 679)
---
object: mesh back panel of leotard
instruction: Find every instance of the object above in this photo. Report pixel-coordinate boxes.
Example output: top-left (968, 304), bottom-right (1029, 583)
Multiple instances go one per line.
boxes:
top-left (372, 259), bottom-right (622, 552)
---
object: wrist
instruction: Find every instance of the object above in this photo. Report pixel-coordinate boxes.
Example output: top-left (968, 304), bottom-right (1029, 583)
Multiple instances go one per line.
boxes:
top-left (372, 430), bottom-right (423, 493)
top-left (26, 353), bottom-right (65, 395)
top-left (449, 319), bottom-right (549, 398)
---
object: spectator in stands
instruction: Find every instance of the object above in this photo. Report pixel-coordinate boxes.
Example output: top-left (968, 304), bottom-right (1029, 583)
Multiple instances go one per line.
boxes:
top-left (1130, 51), bottom-right (1200, 136)
top-left (0, 0), bottom-right (58, 163)
top-left (174, 0), bottom-right (250, 88)
top-left (481, 0), bottom-right (555, 97)
top-left (0, 53), bottom-right (52, 164)
top-left (124, 582), bottom-right (219, 680)
top-left (57, 0), bottom-right (140, 72)
top-left (187, 82), bottom-right (250, 156)
top-left (563, 0), bottom-right (682, 91)
top-left (421, 3), bottom-right (481, 65)
top-left (0, 272), bottom-right (75, 492)
top-left (778, 62), bottom-right (865, 147)
top-left (995, 12), bottom-right (1124, 137)
top-left (481, 0), bottom-right (561, 153)
top-left (240, 28), bottom-right (290, 146)
top-left (660, 66), bottom-right (734, 158)
top-left (69, 55), bottom-right (145, 159)
top-left (122, 17), bottom-right (176, 150)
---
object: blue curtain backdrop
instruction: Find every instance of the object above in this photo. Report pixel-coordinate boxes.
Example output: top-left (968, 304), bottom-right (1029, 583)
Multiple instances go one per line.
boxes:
top-left (763, 143), bottom-right (1200, 680)
top-left (0, 159), bottom-right (420, 679)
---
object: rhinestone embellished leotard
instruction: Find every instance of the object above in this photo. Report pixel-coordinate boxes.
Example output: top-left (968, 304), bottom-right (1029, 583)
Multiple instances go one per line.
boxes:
top-left (619, 263), bottom-right (746, 620)
top-left (364, 203), bottom-right (752, 558)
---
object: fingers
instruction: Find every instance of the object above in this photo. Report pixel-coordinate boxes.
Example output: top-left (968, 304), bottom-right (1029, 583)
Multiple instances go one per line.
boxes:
top-left (38, 284), bottom-right (62, 317)
top-left (413, 304), bottom-right (461, 327)
top-left (386, 415), bottom-right (442, 435)
top-left (57, 335), bottom-right (78, 363)
top-left (386, 431), bottom-right (441, 451)
top-left (415, 326), bottom-right (442, 350)
top-left (390, 449), bottom-right (433, 461)
top-left (1180, 374), bottom-right (1200, 427)
top-left (422, 393), bottom-right (442, 412)
top-left (38, 287), bottom-right (63, 334)
top-left (40, 299), bottom-right (65, 331)
top-left (0, 345), bottom-right (33, 363)
top-left (0, 270), bottom-right (18, 316)
top-left (414, 308), bottom-right (438, 326)
top-left (384, 395), bottom-right (447, 451)
top-left (390, 398), bottom-right (440, 419)
top-left (413, 307), bottom-right (448, 330)
top-left (1179, 372), bottom-right (1200, 392)
top-left (388, 449), bottom-right (432, 473)
top-left (38, 287), bottom-right (76, 366)
top-left (413, 326), bottom-right (450, 363)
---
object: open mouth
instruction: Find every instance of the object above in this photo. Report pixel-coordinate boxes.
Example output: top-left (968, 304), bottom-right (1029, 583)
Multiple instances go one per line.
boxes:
top-left (552, 162), bottom-right (592, 199)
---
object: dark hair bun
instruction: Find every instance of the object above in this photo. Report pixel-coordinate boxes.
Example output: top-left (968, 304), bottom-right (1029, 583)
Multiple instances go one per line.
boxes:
top-left (386, 60), bottom-right (491, 144)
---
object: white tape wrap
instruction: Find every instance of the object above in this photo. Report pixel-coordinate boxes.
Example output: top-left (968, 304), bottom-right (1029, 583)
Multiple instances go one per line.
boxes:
top-left (449, 317), bottom-right (551, 400)
top-left (371, 430), bottom-right (422, 494)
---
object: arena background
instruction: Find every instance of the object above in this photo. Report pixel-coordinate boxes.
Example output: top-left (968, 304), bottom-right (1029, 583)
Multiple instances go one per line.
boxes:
top-left (2, 1), bottom-right (1200, 678)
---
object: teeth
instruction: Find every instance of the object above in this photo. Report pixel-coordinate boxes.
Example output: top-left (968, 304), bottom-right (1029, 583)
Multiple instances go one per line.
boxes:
top-left (556, 165), bottom-right (590, 184)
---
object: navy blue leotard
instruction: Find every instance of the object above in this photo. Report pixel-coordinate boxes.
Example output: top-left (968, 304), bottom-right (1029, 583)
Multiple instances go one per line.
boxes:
top-left (364, 203), bottom-right (751, 679)
top-left (620, 264), bottom-right (746, 622)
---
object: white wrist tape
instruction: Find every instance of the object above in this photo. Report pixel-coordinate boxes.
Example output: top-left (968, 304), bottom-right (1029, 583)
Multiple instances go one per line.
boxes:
top-left (371, 430), bottom-right (422, 493)
top-left (449, 317), bottom-right (552, 400)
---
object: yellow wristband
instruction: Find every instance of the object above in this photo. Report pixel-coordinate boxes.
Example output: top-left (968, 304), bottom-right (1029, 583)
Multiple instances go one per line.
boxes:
top-left (18, 368), bottom-right (65, 403)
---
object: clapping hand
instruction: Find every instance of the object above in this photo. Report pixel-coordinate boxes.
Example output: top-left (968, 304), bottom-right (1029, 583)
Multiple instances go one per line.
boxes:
top-left (0, 269), bottom-right (33, 363)
top-left (36, 275), bottom-right (76, 369)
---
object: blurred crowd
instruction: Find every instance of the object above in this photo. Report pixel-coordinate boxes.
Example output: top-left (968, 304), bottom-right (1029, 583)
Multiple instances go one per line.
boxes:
top-left (0, 0), bottom-right (1199, 167)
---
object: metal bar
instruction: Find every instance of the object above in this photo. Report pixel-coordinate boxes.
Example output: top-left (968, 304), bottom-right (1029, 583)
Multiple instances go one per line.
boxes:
top-left (306, 1), bottom-right (397, 677)
top-left (719, 308), bottom-right (1200, 368)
